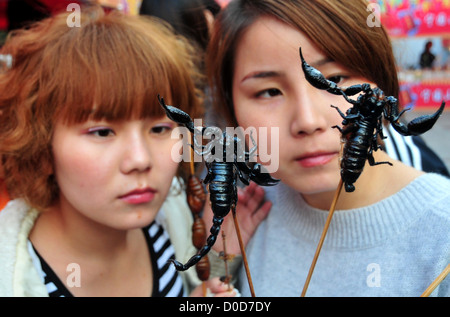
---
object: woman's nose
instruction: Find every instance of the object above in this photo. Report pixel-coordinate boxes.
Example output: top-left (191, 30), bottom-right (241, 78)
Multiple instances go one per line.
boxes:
top-left (120, 133), bottom-right (152, 174)
top-left (290, 86), bottom-right (329, 137)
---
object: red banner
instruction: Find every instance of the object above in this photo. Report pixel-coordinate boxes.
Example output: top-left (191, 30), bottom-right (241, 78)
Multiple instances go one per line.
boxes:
top-left (371, 0), bottom-right (450, 37)
top-left (399, 82), bottom-right (450, 109)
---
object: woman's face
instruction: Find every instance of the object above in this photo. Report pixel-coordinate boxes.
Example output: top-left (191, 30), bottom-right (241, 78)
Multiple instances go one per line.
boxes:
top-left (232, 16), bottom-right (369, 198)
top-left (51, 115), bottom-right (180, 230)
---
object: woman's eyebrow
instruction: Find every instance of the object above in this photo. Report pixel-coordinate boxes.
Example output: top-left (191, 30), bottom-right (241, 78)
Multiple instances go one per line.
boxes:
top-left (241, 70), bottom-right (283, 83)
top-left (241, 57), bottom-right (334, 83)
top-left (309, 57), bottom-right (334, 68)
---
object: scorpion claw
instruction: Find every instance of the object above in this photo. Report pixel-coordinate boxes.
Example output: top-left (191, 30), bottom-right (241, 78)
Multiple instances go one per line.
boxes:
top-left (299, 47), bottom-right (341, 95)
top-left (249, 164), bottom-right (280, 186)
top-left (391, 101), bottom-right (445, 136)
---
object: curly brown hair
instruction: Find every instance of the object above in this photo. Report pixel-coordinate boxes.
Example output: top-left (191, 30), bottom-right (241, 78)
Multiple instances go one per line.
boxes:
top-left (0, 7), bottom-right (204, 211)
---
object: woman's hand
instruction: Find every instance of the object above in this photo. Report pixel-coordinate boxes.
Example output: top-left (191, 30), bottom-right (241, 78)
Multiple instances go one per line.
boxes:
top-left (189, 277), bottom-right (238, 297)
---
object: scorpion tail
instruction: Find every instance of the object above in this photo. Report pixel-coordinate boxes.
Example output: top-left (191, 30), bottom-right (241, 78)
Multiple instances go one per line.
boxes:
top-left (299, 47), bottom-right (341, 95)
top-left (158, 94), bottom-right (195, 133)
top-left (169, 256), bottom-right (204, 271)
top-left (344, 182), bottom-right (355, 192)
top-left (169, 216), bottom-right (223, 271)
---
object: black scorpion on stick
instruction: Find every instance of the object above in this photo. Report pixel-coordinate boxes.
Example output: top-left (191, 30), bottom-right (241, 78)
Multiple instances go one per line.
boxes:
top-left (158, 95), bottom-right (279, 272)
top-left (299, 48), bottom-right (446, 192)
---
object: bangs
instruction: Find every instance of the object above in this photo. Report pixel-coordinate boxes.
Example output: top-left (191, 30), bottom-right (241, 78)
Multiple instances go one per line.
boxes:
top-left (57, 54), bottom-right (172, 123)
top-left (49, 12), bottom-right (199, 124)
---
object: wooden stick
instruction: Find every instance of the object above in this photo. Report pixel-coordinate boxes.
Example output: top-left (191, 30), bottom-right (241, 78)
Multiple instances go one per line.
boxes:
top-left (189, 132), bottom-right (210, 296)
top-left (232, 207), bottom-right (256, 297)
top-left (420, 264), bottom-right (450, 297)
top-left (189, 133), bottom-right (195, 175)
top-left (220, 231), bottom-right (233, 291)
top-left (301, 178), bottom-right (343, 297)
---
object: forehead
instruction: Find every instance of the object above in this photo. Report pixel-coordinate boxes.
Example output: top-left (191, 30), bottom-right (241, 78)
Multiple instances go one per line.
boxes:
top-left (233, 17), bottom-right (327, 82)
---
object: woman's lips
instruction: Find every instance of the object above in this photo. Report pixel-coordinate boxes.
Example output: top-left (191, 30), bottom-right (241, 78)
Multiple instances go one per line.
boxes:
top-left (296, 152), bottom-right (337, 168)
top-left (119, 188), bottom-right (156, 204)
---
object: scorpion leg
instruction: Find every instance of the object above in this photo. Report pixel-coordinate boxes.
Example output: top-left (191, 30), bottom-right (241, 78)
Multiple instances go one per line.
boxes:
top-left (194, 140), bottom-right (214, 157)
top-left (377, 118), bottom-right (387, 140)
top-left (333, 122), bottom-right (358, 136)
top-left (232, 131), bottom-right (257, 163)
top-left (235, 160), bottom-right (279, 186)
top-left (367, 153), bottom-right (393, 167)
top-left (372, 131), bottom-right (382, 151)
top-left (388, 100), bottom-right (445, 136)
top-left (342, 83), bottom-right (369, 97)
top-left (244, 131), bottom-right (258, 161)
top-left (235, 161), bottom-right (251, 185)
top-left (367, 145), bottom-right (393, 167)
top-left (331, 105), bottom-right (348, 120)
top-left (332, 125), bottom-right (344, 134)
top-left (331, 105), bottom-right (361, 126)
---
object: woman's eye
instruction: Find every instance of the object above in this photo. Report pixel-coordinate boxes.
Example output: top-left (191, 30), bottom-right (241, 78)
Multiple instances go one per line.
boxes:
top-left (87, 128), bottom-right (114, 137)
top-left (151, 125), bottom-right (172, 134)
top-left (256, 88), bottom-right (282, 98)
top-left (327, 75), bottom-right (348, 85)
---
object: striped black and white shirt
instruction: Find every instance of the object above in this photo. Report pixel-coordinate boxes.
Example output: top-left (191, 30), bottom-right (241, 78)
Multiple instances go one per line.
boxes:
top-left (383, 125), bottom-right (449, 177)
top-left (28, 220), bottom-right (185, 297)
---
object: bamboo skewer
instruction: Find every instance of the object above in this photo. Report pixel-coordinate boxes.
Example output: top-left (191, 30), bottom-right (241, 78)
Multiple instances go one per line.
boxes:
top-left (420, 264), bottom-right (450, 297)
top-left (232, 207), bottom-right (256, 297)
top-left (219, 231), bottom-right (234, 291)
top-left (301, 178), bottom-right (343, 297)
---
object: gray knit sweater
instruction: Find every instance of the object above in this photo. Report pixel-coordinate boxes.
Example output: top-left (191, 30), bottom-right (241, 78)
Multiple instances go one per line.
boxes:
top-left (238, 173), bottom-right (450, 297)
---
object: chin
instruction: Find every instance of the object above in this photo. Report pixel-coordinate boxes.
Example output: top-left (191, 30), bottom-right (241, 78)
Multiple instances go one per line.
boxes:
top-left (117, 208), bottom-right (158, 230)
top-left (286, 174), bottom-right (340, 196)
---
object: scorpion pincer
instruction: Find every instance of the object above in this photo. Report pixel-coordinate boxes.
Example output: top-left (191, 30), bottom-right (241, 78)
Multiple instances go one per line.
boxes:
top-left (158, 95), bottom-right (280, 271)
top-left (299, 48), bottom-right (445, 192)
